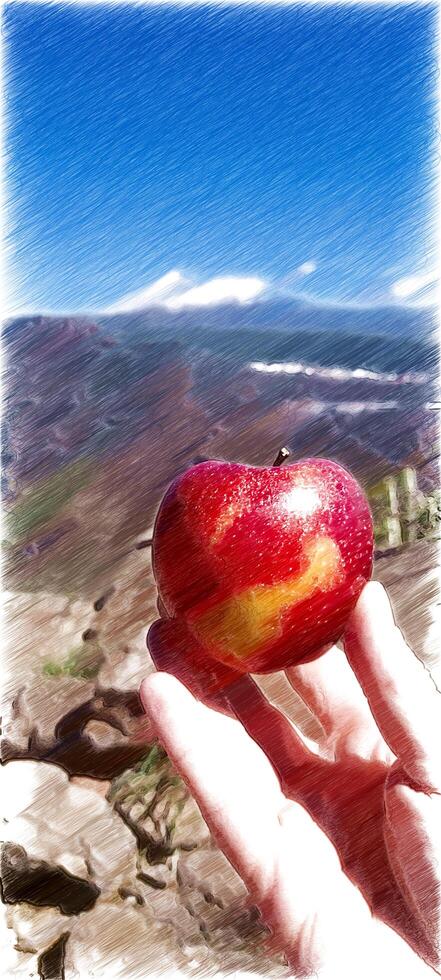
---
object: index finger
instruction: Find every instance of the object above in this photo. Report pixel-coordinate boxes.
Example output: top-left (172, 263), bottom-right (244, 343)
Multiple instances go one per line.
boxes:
top-left (343, 582), bottom-right (441, 792)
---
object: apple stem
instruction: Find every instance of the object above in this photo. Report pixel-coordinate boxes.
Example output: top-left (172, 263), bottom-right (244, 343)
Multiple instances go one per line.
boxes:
top-left (273, 447), bottom-right (290, 467)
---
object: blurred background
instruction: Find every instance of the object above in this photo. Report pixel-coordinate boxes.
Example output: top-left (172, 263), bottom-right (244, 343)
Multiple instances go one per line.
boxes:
top-left (2, 3), bottom-right (440, 977)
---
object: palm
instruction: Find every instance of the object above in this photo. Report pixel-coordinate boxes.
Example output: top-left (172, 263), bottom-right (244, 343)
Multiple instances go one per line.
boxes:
top-left (281, 721), bottom-right (436, 956)
top-left (142, 583), bottom-right (441, 977)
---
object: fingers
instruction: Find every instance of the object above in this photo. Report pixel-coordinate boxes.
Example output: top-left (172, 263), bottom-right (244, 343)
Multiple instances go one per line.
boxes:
top-left (148, 617), bottom-right (315, 790)
top-left (140, 671), bottom-right (371, 977)
top-left (344, 582), bottom-right (441, 792)
top-left (223, 672), bottom-right (317, 795)
top-left (286, 645), bottom-right (393, 762)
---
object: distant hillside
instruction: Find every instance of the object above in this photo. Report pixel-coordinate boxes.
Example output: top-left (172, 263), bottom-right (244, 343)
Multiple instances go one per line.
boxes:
top-left (2, 309), bottom-right (438, 598)
top-left (96, 291), bottom-right (437, 335)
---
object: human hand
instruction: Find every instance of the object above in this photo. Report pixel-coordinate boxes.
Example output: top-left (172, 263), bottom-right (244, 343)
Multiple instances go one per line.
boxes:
top-left (141, 582), bottom-right (441, 978)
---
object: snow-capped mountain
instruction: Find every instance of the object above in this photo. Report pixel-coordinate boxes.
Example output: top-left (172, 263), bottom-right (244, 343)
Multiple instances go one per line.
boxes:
top-left (103, 273), bottom-right (267, 314)
top-left (95, 270), bottom-right (437, 341)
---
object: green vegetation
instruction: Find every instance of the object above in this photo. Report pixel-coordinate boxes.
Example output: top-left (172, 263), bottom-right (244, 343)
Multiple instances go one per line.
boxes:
top-left (136, 744), bottom-right (168, 776)
top-left (42, 644), bottom-right (101, 681)
top-left (6, 458), bottom-right (93, 543)
top-left (109, 744), bottom-right (187, 825)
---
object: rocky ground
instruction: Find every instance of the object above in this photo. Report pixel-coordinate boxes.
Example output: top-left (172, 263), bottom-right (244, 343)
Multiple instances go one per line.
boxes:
top-left (1, 759), bottom-right (287, 979)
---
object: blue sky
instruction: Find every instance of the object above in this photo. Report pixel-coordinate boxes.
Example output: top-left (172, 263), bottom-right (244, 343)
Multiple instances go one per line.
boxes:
top-left (4, 2), bottom-right (438, 313)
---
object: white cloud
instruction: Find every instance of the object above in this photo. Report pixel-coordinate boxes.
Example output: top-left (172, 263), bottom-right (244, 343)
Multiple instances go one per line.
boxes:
top-left (165, 276), bottom-right (267, 310)
top-left (296, 261), bottom-right (317, 276)
top-left (103, 270), bottom-right (188, 313)
top-left (390, 270), bottom-right (439, 302)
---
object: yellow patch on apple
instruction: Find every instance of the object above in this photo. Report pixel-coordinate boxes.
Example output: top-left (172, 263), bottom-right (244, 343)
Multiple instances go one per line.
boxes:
top-left (191, 535), bottom-right (344, 660)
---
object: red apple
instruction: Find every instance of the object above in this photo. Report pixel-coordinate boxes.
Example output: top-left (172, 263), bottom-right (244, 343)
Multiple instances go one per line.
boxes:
top-left (149, 456), bottom-right (373, 676)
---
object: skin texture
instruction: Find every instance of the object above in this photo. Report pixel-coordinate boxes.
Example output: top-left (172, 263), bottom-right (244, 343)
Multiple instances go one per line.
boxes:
top-left (142, 583), bottom-right (441, 979)
top-left (152, 458), bottom-right (373, 673)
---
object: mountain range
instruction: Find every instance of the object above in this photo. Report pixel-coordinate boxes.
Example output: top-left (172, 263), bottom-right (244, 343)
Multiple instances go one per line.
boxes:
top-left (3, 287), bottom-right (439, 599)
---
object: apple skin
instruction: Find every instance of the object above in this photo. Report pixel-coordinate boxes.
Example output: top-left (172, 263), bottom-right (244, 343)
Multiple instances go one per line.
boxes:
top-left (150, 458), bottom-right (374, 676)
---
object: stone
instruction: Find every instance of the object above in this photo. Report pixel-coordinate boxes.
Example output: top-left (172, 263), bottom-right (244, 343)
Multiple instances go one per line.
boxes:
top-left (0, 842), bottom-right (100, 915)
top-left (37, 932), bottom-right (69, 980)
